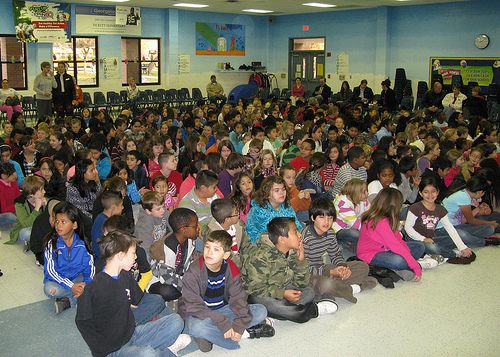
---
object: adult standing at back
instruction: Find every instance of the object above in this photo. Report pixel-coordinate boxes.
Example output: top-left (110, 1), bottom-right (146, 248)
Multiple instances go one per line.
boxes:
top-left (206, 75), bottom-right (226, 107)
top-left (33, 61), bottom-right (57, 121)
top-left (0, 79), bottom-right (22, 123)
top-left (313, 77), bottom-right (332, 105)
top-left (53, 62), bottom-right (77, 118)
top-left (422, 82), bottom-right (446, 118)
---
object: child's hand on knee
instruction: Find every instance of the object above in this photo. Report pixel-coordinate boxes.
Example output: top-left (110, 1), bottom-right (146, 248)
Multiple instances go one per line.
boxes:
top-left (284, 289), bottom-right (302, 302)
top-left (413, 275), bottom-right (421, 282)
top-left (231, 332), bottom-right (242, 342)
top-left (224, 328), bottom-right (235, 340)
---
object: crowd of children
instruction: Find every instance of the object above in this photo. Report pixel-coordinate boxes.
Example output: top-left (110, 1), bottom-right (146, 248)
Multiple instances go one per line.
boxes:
top-left (1, 86), bottom-right (500, 355)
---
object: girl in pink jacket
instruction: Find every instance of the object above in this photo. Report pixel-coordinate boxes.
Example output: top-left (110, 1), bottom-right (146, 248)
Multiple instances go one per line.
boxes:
top-left (357, 187), bottom-right (425, 282)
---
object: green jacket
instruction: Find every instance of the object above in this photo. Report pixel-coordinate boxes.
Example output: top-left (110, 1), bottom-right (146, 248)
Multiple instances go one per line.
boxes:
top-left (240, 233), bottom-right (310, 300)
top-left (8, 195), bottom-right (44, 243)
top-left (200, 218), bottom-right (252, 269)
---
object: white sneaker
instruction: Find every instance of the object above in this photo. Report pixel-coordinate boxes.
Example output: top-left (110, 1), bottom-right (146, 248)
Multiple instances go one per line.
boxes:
top-left (351, 284), bottom-right (361, 294)
top-left (418, 257), bottom-right (438, 270)
top-left (428, 254), bottom-right (448, 265)
top-left (168, 334), bottom-right (191, 356)
top-left (317, 300), bottom-right (338, 315)
top-left (264, 317), bottom-right (275, 327)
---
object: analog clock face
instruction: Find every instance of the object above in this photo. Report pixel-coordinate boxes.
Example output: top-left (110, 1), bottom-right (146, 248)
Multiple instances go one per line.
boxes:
top-left (475, 34), bottom-right (490, 49)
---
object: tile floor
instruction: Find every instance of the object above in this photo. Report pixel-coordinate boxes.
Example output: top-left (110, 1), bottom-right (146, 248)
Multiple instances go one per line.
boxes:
top-left (1, 230), bottom-right (499, 357)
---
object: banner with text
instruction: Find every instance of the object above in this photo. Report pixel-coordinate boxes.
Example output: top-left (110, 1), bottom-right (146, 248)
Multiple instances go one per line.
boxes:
top-left (196, 22), bottom-right (245, 56)
top-left (75, 5), bottom-right (141, 35)
top-left (12, 1), bottom-right (70, 43)
top-left (430, 57), bottom-right (500, 94)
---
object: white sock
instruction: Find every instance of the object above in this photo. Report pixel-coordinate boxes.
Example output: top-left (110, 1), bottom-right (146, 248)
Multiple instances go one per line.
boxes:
top-left (351, 284), bottom-right (361, 294)
top-left (242, 330), bottom-right (250, 339)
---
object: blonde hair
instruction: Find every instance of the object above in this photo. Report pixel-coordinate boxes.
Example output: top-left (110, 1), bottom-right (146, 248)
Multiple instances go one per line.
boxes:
top-left (253, 149), bottom-right (277, 176)
top-left (340, 178), bottom-right (367, 205)
top-left (443, 128), bottom-right (457, 141)
top-left (362, 144), bottom-right (374, 161)
top-left (37, 122), bottom-right (50, 133)
top-left (278, 120), bottom-right (294, 141)
top-left (127, 77), bottom-right (136, 85)
top-left (405, 123), bottom-right (417, 142)
top-left (308, 97), bottom-right (318, 107)
top-left (446, 149), bottom-right (463, 168)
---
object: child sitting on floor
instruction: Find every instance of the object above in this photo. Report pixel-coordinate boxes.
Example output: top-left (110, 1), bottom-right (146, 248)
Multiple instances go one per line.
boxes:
top-left (43, 202), bottom-right (94, 314)
top-left (228, 172), bottom-right (255, 223)
top-left (302, 198), bottom-right (377, 304)
top-left (179, 230), bottom-right (274, 352)
top-left (201, 198), bottom-right (252, 268)
top-left (241, 217), bottom-right (338, 324)
top-left (76, 230), bottom-right (191, 357)
top-left (148, 208), bottom-right (199, 302)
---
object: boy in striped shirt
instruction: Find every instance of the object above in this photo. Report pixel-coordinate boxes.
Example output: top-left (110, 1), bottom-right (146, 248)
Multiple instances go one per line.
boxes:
top-left (301, 198), bottom-right (377, 305)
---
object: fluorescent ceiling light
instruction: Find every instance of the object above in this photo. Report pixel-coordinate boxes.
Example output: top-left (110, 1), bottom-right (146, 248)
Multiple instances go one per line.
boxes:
top-left (173, 3), bottom-right (209, 8)
top-left (96, 0), bottom-right (130, 2)
top-left (303, 2), bottom-right (337, 7)
top-left (242, 9), bottom-right (274, 13)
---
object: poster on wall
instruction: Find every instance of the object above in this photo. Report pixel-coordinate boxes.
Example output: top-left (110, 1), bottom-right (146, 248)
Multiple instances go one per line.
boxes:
top-left (103, 56), bottom-right (119, 79)
top-left (195, 22), bottom-right (245, 56)
top-left (12, 1), bottom-right (71, 43)
top-left (75, 5), bottom-right (141, 35)
top-left (116, 6), bottom-right (140, 26)
top-left (430, 57), bottom-right (500, 94)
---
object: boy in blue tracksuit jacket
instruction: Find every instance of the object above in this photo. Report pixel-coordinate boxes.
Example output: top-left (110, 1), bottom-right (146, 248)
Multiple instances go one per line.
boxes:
top-left (43, 232), bottom-right (95, 310)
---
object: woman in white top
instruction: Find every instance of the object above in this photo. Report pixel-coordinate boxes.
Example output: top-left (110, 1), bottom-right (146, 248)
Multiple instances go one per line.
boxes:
top-left (0, 79), bottom-right (22, 122)
top-left (442, 83), bottom-right (467, 120)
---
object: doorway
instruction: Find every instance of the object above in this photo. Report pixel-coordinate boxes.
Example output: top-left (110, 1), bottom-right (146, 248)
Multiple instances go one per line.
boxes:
top-left (289, 38), bottom-right (326, 93)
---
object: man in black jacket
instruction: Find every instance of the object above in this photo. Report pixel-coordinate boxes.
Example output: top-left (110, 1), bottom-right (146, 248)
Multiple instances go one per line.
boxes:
top-left (351, 79), bottom-right (374, 105)
top-left (314, 77), bottom-right (332, 104)
top-left (53, 62), bottom-right (76, 118)
top-left (422, 82), bottom-right (446, 118)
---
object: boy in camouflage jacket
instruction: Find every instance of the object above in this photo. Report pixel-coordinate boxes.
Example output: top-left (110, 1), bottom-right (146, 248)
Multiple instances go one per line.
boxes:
top-left (241, 217), bottom-right (337, 323)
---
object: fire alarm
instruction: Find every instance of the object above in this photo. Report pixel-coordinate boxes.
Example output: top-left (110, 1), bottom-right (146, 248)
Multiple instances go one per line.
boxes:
top-left (303, 25), bottom-right (309, 31)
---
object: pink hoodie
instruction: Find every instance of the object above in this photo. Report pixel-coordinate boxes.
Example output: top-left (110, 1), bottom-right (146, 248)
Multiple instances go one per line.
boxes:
top-left (357, 217), bottom-right (422, 276)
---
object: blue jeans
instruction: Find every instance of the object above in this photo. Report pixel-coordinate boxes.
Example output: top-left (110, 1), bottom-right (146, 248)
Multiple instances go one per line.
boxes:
top-left (186, 304), bottom-right (267, 350)
top-left (476, 212), bottom-right (500, 233)
top-left (44, 274), bottom-right (84, 307)
top-left (0, 212), bottom-right (16, 230)
top-left (109, 313), bottom-right (184, 357)
top-left (18, 227), bottom-right (32, 242)
top-left (248, 285), bottom-right (317, 324)
top-left (435, 223), bottom-right (491, 248)
top-left (408, 235), bottom-right (460, 258)
top-left (133, 293), bottom-right (166, 326)
top-left (369, 241), bottom-right (425, 273)
top-left (336, 228), bottom-right (360, 244)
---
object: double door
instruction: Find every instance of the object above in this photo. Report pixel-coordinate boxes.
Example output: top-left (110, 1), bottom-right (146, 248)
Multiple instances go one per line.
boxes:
top-left (289, 51), bottom-right (325, 93)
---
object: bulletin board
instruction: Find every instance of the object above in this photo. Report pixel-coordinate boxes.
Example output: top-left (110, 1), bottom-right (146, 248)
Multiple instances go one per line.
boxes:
top-left (430, 57), bottom-right (500, 94)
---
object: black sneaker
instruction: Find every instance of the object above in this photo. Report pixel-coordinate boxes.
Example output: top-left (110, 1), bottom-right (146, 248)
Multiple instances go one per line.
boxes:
top-left (485, 236), bottom-right (500, 246)
top-left (447, 251), bottom-right (476, 264)
top-left (54, 297), bottom-right (71, 314)
top-left (245, 322), bottom-right (275, 339)
top-left (193, 337), bottom-right (213, 352)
